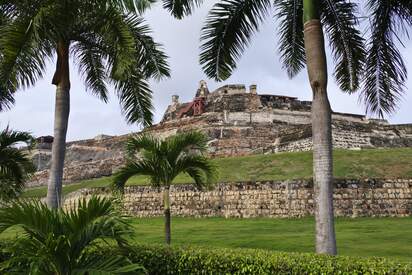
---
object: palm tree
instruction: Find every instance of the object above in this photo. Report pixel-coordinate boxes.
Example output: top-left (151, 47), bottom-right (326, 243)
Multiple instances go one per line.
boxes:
top-left (362, 0), bottom-right (412, 117)
top-left (0, 196), bottom-right (143, 274)
top-left (112, 131), bottom-right (217, 245)
top-left (0, 1), bottom-right (170, 209)
top-left (189, 0), bottom-right (366, 254)
top-left (0, 127), bottom-right (35, 201)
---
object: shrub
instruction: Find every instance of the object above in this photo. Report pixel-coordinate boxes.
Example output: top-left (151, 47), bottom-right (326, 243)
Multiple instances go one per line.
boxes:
top-left (1, 241), bottom-right (410, 274)
top-left (127, 244), bottom-right (411, 275)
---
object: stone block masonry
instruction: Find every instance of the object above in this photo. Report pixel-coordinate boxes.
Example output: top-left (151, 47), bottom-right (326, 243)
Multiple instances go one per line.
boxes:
top-left (63, 179), bottom-right (412, 218)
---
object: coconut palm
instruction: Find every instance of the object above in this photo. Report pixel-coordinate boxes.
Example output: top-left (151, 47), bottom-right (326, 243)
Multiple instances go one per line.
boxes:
top-left (0, 127), bottom-right (35, 201)
top-left (184, 0), bottom-right (365, 254)
top-left (112, 131), bottom-right (217, 245)
top-left (0, 196), bottom-right (143, 274)
top-left (0, 1), bottom-right (170, 209)
top-left (362, 0), bottom-right (412, 117)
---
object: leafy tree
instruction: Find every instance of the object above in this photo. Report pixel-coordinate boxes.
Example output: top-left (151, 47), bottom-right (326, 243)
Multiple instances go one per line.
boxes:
top-left (362, 0), bottom-right (412, 117)
top-left (113, 131), bottom-right (217, 245)
top-left (0, 0), bottom-right (170, 208)
top-left (175, 0), bottom-right (365, 254)
top-left (0, 127), bottom-right (35, 201)
top-left (0, 196), bottom-right (143, 274)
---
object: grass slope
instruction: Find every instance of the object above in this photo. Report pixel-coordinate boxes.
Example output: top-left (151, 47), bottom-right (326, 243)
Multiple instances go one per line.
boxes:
top-left (23, 148), bottom-right (412, 198)
top-left (130, 217), bottom-right (412, 262)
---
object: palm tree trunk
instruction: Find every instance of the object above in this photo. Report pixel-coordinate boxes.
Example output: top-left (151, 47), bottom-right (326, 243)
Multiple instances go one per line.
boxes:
top-left (163, 186), bottom-right (171, 245)
top-left (46, 41), bottom-right (71, 209)
top-left (303, 0), bottom-right (337, 255)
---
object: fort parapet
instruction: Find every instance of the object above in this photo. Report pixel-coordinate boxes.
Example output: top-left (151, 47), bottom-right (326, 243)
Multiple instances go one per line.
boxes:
top-left (27, 81), bottom-right (412, 187)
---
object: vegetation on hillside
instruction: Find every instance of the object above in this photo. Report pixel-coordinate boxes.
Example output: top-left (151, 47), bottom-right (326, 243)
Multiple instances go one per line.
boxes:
top-left (23, 148), bottom-right (412, 198)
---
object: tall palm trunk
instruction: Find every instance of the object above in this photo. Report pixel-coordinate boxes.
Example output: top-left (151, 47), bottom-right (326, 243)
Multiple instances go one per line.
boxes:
top-left (303, 0), bottom-right (337, 255)
top-left (46, 41), bottom-right (71, 208)
top-left (163, 186), bottom-right (171, 245)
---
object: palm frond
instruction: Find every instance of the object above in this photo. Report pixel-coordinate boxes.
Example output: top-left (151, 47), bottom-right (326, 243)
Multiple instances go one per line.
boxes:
top-left (114, 131), bottom-right (216, 189)
top-left (99, 6), bottom-right (137, 80)
top-left (0, 128), bottom-right (35, 199)
top-left (112, 160), bottom-right (156, 191)
top-left (200, 0), bottom-right (271, 81)
top-left (321, 0), bottom-right (366, 93)
top-left (162, 0), bottom-right (204, 19)
top-left (274, 0), bottom-right (305, 78)
top-left (114, 75), bottom-right (154, 125)
top-left (362, 0), bottom-right (410, 116)
top-left (108, 0), bottom-right (157, 14)
top-left (74, 253), bottom-right (144, 275)
top-left (126, 133), bottom-right (160, 156)
top-left (0, 128), bottom-right (34, 149)
top-left (0, 197), bottom-right (139, 274)
top-left (0, 18), bottom-right (49, 92)
top-left (166, 130), bottom-right (208, 163)
top-left (176, 155), bottom-right (217, 189)
top-left (73, 39), bottom-right (109, 102)
top-left (124, 14), bottom-right (170, 80)
top-left (0, 199), bottom-right (58, 238)
top-left (0, 1), bottom-right (55, 94)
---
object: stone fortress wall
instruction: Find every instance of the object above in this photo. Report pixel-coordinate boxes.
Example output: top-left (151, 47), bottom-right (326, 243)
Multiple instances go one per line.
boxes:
top-left (27, 81), bottom-right (412, 187)
top-left (63, 178), bottom-right (412, 218)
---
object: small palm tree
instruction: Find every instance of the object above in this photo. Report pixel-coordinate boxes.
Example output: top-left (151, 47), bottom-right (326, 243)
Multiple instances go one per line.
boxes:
top-left (113, 131), bottom-right (217, 245)
top-left (0, 127), bottom-right (35, 201)
top-left (0, 196), bottom-right (143, 274)
top-left (363, 0), bottom-right (412, 117)
top-left (0, 1), bottom-right (170, 208)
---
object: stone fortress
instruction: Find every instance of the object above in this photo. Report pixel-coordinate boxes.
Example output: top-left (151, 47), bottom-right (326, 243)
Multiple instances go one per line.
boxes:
top-left (28, 80), bottom-right (412, 187)
top-left (28, 81), bottom-right (412, 218)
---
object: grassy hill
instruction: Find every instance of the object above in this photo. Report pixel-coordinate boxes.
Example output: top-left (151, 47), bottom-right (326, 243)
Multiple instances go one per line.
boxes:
top-left (23, 148), bottom-right (412, 198)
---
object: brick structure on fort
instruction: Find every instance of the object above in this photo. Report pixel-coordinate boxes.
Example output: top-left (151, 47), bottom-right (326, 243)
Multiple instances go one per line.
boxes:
top-left (27, 81), bottom-right (412, 187)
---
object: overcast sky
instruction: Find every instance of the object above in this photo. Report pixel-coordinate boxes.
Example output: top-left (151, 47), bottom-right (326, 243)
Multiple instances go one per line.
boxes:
top-left (0, 2), bottom-right (411, 141)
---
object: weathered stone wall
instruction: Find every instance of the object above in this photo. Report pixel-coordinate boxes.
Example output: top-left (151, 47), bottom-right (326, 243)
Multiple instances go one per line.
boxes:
top-left (63, 179), bottom-right (412, 218)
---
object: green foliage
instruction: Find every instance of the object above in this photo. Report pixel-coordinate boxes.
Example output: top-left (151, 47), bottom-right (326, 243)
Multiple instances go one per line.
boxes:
top-left (0, 196), bottom-right (143, 274)
top-left (1, 240), bottom-right (411, 274)
top-left (125, 244), bottom-right (412, 274)
top-left (113, 131), bottom-right (217, 191)
top-left (162, 0), bottom-right (204, 19)
top-left (0, 0), bottom-right (170, 125)
top-left (0, 127), bottom-right (35, 201)
top-left (362, 0), bottom-right (412, 117)
top-left (200, 0), bottom-right (271, 81)
top-left (200, 0), bottom-right (365, 94)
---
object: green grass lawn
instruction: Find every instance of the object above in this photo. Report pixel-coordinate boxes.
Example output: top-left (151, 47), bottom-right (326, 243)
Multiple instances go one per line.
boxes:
top-left (130, 217), bottom-right (412, 262)
top-left (23, 148), bottom-right (412, 198)
top-left (3, 216), bottom-right (410, 262)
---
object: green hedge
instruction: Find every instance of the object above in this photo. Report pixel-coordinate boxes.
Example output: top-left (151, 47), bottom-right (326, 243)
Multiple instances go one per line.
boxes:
top-left (126, 245), bottom-right (411, 275)
top-left (1, 241), bottom-right (411, 274)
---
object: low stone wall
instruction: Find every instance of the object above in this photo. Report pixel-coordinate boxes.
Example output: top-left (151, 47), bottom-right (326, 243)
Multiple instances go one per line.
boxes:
top-left (63, 179), bottom-right (412, 218)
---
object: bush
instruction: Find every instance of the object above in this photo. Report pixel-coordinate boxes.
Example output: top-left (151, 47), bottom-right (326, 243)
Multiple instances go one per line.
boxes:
top-left (1, 241), bottom-right (411, 274)
top-left (127, 244), bottom-right (411, 275)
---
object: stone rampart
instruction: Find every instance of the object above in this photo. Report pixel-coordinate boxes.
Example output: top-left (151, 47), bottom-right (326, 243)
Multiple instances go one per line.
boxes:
top-left (63, 179), bottom-right (412, 218)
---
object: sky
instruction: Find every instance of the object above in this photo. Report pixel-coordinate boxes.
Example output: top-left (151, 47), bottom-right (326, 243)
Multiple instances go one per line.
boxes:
top-left (0, 2), bottom-right (411, 142)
